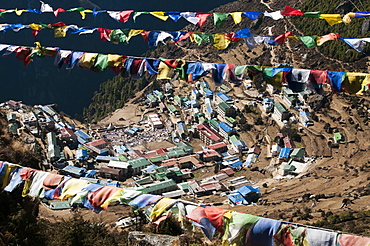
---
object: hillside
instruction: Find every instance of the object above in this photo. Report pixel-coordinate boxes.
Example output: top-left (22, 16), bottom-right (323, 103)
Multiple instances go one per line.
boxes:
top-left (94, 0), bottom-right (370, 235)
top-left (1, 0), bottom-right (370, 245)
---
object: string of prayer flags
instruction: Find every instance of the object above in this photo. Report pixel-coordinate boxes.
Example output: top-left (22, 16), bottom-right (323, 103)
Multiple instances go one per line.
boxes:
top-left (0, 2), bottom-right (366, 27)
top-left (1, 42), bottom-right (370, 95)
top-left (3, 23), bottom-right (364, 53)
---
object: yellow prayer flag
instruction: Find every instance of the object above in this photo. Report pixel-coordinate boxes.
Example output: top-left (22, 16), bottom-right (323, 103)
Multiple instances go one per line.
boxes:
top-left (150, 12), bottom-right (169, 21)
top-left (213, 33), bottom-right (231, 50)
top-left (79, 53), bottom-right (98, 69)
top-left (15, 9), bottom-right (27, 16)
top-left (54, 26), bottom-right (68, 38)
top-left (128, 29), bottom-right (144, 40)
top-left (108, 54), bottom-right (125, 67)
top-left (189, 33), bottom-right (196, 43)
top-left (319, 14), bottom-right (342, 26)
top-left (100, 189), bottom-right (124, 208)
top-left (344, 73), bottom-right (370, 95)
top-left (157, 61), bottom-right (174, 80)
top-left (229, 12), bottom-right (243, 24)
top-left (29, 23), bottom-right (42, 30)
top-left (79, 10), bottom-right (93, 19)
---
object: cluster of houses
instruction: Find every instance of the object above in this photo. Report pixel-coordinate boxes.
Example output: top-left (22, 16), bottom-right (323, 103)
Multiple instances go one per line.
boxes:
top-left (1, 77), bottom-right (343, 205)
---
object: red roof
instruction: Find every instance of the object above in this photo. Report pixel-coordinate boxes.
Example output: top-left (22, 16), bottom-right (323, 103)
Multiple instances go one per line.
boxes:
top-left (202, 149), bottom-right (222, 158)
top-left (197, 124), bottom-right (223, 142)
top-left (220, 168), bottom-right (235, 176)
top-left (86, 139), bottom-right (107, 147)
top-left (61, 128), bottom-right (76, 138)
top-left (283, 136), bottom-right (295, 149)
top-left (207, 142), bottom-right (227, 150)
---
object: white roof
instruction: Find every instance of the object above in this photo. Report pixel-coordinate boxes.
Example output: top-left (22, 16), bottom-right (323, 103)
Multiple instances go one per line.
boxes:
top-left (108, 160), bottom-right (131, 169)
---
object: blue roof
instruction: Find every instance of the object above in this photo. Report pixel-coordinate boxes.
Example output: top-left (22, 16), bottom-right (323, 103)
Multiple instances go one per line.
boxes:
top-left (219, 122), bottom-right (234, 133)
top-left (61, 165), bottom-right (86, 176)
top-left (206, 106), bottom-right (214, 113)
top-left (96, 156), bottom-right (119, 162)
top-left (216, 92), bottom-right (232, 102)
top-left (153, 90), bottom-right (160, 95)
top-left (228, 160), bottom-right (243, 170)
top-left (300, 111), bottom-right (310, 116)
top-left (192, 89), bottom-right (199, 94)
top-left (237, 186), bottom-right (261, 203)
top-left (77, 136), bottom-right (88, 145)
top-left (227, 193), bottom-right (248, 205)
top-left (205, 90), bottom-right (214, 96)
top-left (177, 122), bottom-right (186, 131)
top-left (279, 148), bottom-right (291, 159)
top-left (76, 149), bottom-right (88, 159)
top-left (74, 130), bottom-right (91, 140)
top-left (142, 164), bottom-right (157, 174)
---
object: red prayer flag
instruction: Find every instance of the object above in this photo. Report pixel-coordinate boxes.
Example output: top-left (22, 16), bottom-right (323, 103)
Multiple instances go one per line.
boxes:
top-left (48, 22), bottom-right (66, 27)
top-left (119, 10), bottom-right (134, 22)
top-left (196, 13), bottom-right (212, 28)
top-left (54, 8), bottom-right (66, 17)
top-left (274, 31), bottom-right (294, 45)
top-left (175, 32), bottom-right (193, 43)
top-left (98, 28), bottom-right (113, 42)
top-left (281, 6), bottom-right (304, 15)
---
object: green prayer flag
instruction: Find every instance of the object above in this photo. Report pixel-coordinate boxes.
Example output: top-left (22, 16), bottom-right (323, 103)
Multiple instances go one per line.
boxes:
top-left (213, 13), bottom-right (229, 28)
top-left (67, 7), bottom-right (85, 12)
top-left (298, 35), bottom-right (318, 48)
top-left (303, 12), bottom-right (321, 18)
top-left (93, 54), bottom-right (109, 72)
top-left (110, 29), bottom-right (130, 44)
top-left (133, 12), bottom-right (149, 22)
top-left (194, 33), bottom-right (212, 45)
top-left (235, 65), bottom-right (248, 76)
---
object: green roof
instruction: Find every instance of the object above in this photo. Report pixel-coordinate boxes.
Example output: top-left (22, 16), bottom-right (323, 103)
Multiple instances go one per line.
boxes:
top-left (274, 102), bottom-right (287, 113)
top-left (218, 101), bottom-right (231, 112)
top-left (143, 179), bottom-right (177, 193)
top-left (209, 119), bottom-right (219, 129)
top-left (334, 132), bottom-right (345, 143)
top-left (283, 164), bottom-right (296, 172)
top-left (229, 135), bottom-right (240, 144)
top-left (128, 157), bottom-right (150, 169)
top-left (290, 148), bottom-right (305, 159)
top-left (155, 166), bottom-right (167, 172)
top-left (155, 172), bottom-right (169, 181)
top-left (149, 155), bottom-right (168, 163)
top-left (174, 95), bottom-right (181, 104)
top-left (178, 182), bottom-right (190, 191)
top-left (199, 116), bottom-right (208, 124)
top-left (176, 142), bottom-right (194, 153)
top-left (168, 104), bottom-right (179, 113)
top-left (220, 84), bottom-right (232, 93)
top-left (118, 154), bottom-right (129, 162)
top-left (136, 176), bottom-right (153, 184)
top-left (225, 116), bottom-right (236, 123)
top-left (166, 149), bottom-right (187, 158)
top-left (148, 95), bottom-right (158, 102)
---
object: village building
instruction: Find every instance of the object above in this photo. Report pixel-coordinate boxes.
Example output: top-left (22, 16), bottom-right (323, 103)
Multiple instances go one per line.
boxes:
top-left (142, 179), bottom-right (178, 195)
top-left (98, 166), bottom-right (126, 181)
top-left (128, 157), bottom-right (151, 176)
top-left (218, 122), bottom-right (236, 140)
top-left (273, 102), bottom-right (290, 122)
top-left (207, 142), bottom-right (228, 153)
top-left (290, 148), bottom-right (305, 161)
top-left (196, 124), bottom-right (223, 145)
top-left (147, 113), bottom-right (164, 129)
top-left (197, 149), bottom-right (222, 162)
top-left (215, 92), bottom-right (234, 105)
top-left (217, 102), bottom-right (236, 121)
